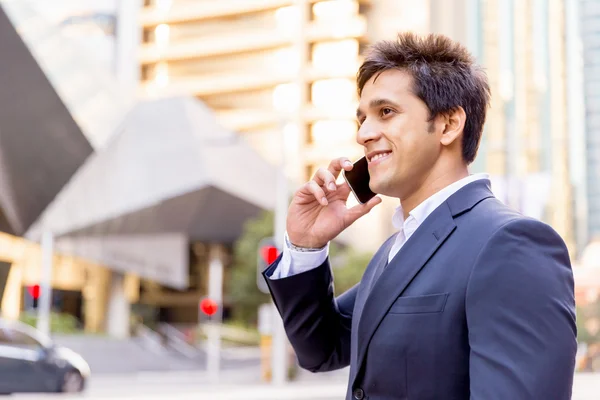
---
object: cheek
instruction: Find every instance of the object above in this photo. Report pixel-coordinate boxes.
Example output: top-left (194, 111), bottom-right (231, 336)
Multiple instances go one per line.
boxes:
top-left (392, 134), bottom-right (435, 173)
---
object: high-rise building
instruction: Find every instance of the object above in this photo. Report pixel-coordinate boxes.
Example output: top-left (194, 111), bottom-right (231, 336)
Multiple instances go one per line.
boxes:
top-left (128, 0), bottom-right (581, 254)
top-left (129, 0), bottom-right (433, 252)
top-left (432, 0), bottom-right (579, 254)
top-left (581, 0), bottom-right (600, 244)
top-left (486, 0), bottom-right (576, 254)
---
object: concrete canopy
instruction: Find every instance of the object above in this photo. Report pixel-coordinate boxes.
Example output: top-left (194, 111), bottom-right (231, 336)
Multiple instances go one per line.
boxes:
top-left (27, 96), bottom-right (278, 243)
top-left (25, 96), bottom-right (278, 288)
top-left (0, 1), bottom-right (132, 235)
top-left (0, 5), bottom-right (91, 235)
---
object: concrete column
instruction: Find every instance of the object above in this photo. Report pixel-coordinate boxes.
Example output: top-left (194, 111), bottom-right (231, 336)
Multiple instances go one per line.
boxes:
top-left (0, 261), bottom-right (11, 306)
top-left (206, 244), bottom-right (225, 380)
top-left (106, 271), bottom-right (131, 339)
top-left (83, 264), bottom-right (111, 334)
top-left (0, 262), bottom-right (21, 320)
top-left (115, 0), bottom-right (142, 94)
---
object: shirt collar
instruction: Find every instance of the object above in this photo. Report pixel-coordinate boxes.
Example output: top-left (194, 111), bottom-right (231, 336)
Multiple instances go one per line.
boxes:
top-left (392, 173), bottom-right (490, 231)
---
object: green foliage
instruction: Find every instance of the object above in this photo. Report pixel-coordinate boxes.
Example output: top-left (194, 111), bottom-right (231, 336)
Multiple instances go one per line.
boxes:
top-left (577, 301), bottom-right (600, 344)
top-left (19, 311), bottom-right (81, 334)
top-left (226, 211), bottom-right (274, 326)
top-left (331, 247), bottom-right (374, 294)
top-left (226, 210), bottom-right (374, 327)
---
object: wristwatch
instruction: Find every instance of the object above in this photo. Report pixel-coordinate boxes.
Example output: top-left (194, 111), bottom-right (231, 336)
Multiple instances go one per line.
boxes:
top-left (285, 233), bottom-right (326, 252)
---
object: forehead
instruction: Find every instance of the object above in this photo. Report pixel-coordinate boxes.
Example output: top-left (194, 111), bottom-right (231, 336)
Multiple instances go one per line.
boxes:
top-left (359, 69), bottom-right (415, 104)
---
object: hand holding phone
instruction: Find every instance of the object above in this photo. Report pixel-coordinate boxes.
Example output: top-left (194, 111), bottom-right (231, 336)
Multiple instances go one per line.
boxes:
top-left (342, 156), bottom-right (377, 204)
top-left (286, 157), bottom-right (382, 249)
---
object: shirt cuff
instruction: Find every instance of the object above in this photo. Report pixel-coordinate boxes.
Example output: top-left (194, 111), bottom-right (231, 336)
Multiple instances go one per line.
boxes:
top-left (268, 232), bottom-right (329, 279)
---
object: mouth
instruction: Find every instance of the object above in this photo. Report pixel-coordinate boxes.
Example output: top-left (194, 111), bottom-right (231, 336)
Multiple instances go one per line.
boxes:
top-left (367, 150), bottom-right (392, 164)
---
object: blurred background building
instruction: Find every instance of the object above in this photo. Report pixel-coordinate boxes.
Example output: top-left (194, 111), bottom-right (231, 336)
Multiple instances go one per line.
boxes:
top-left (129, 0), bottom-right (586, 254)
top-left (0, 0), bottom-right (596, 340)
top-left (581, 0), bottom-right (600, 241)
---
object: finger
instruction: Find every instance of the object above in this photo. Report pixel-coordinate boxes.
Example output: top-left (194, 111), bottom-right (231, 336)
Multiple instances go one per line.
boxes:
top-left (344, 196), bottom-right (382, 225)
top-left (330, 181), bottom-right (351, 201)
top-left (327, 157), bottom-right (354, 180)
top-left (313, 168), bottom-right (338, 192)
top-left (305, 180), bottom-right (329, 205)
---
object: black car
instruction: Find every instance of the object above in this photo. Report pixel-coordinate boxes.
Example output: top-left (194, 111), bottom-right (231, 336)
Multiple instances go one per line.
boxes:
top-left (0, 319), bottom-right (90, 394)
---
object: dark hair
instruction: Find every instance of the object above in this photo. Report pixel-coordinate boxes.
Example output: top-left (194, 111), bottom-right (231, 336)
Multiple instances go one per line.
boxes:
top-left (357, 32), bottom-right (491, 164)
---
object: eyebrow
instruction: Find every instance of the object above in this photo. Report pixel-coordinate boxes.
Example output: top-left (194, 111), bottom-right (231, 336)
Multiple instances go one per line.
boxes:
top-left (356, 98), bottom-right (401, 119)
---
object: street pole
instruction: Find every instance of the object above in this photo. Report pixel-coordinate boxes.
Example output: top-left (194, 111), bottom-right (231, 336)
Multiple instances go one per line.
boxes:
top-left (565, 0), bottom-right (588, 256)
top-left (270, 0), bottom-right (308, 385)
top-left (207, 244), bottom-right (223, 381)
top-left (498, 0), bottom-right (518, 209)
top-left (37, 231), bottom-right (54, 337)
top-left (271, 117), bottom-right (289, 385)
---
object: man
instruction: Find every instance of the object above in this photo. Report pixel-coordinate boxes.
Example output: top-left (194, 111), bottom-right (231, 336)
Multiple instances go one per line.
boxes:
top-left (263, 32), bottom-right (577, 399)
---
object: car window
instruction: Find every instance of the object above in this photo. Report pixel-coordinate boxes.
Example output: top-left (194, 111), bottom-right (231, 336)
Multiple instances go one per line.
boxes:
top-left (0, 328), bottom-right (42, 350)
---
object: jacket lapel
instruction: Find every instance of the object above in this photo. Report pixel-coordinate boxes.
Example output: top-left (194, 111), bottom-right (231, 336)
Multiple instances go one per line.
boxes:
top-left (352, 179), bottom-right (495, 382)
top-left (354, 202), bottom-right (456, 375)
top-left (350, 235), bottom-right (395, 369)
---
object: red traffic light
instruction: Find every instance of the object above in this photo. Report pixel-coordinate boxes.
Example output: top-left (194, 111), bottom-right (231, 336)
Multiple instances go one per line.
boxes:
top-left (200, 298), bottom-right (218, 316)
top-left (260, 245), bottom-right (280, 265)
top-left (27, 285), bottom-right (40, 300)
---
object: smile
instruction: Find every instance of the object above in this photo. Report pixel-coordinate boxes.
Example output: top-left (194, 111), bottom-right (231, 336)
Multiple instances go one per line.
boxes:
top-left (368, 152), bottom-right (392, 163)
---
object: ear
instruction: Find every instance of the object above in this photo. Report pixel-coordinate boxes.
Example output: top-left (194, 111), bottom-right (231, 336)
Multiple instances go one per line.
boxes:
top-left (440, 106), bottom-right (466, 146)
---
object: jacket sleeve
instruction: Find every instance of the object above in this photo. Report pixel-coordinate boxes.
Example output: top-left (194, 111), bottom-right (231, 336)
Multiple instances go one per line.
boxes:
top-left (263, 257), bottom-right (356, 372)
top-left (466, 218), bottom-right (577, 400)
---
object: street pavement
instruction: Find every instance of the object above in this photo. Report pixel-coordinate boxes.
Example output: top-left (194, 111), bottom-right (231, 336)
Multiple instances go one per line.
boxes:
top-left (10, 370), bottom-right (600, 400)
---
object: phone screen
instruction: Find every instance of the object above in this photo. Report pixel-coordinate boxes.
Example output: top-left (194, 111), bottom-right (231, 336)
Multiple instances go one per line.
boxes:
top-left (343, 156), bottom-right (377, 204)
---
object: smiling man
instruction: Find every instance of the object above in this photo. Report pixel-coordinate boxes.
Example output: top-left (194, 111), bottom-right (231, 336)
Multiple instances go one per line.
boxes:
top-left (263, 32), bottom-right (577, 400)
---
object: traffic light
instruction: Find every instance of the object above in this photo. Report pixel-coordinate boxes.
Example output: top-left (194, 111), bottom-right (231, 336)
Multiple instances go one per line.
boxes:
top-left (27, 285), bottom-right (41, 300)
top-left (199, 298), bottom-right (218, 317)
top-left (257, 237), bottom-right (280, 294)
top-left (27, 284), bottom-right (40, 308)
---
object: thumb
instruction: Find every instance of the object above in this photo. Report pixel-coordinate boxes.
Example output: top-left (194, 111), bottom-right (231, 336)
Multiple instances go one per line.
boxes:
top-left (344, 196), bottom-right (383, 226)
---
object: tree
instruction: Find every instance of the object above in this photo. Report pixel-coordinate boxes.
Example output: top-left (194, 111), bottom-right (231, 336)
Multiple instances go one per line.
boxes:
top-left (226, 211), bottom-right (274, 326)
top-left (331, 247), bottom-right (374, 294)
top-left (226, 211), bottom-right (374, 327)
top-left (577, 300), bottom-right (600, 345)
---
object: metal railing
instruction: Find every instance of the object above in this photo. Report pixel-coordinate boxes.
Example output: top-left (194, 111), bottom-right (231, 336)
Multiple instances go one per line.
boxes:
top-left (159, 323), bottom-right (201, 359)
top-left (136, 324), bottom-right (166, 355)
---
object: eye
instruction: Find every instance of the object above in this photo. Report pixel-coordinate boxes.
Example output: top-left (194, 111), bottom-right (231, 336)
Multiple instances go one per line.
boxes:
top-left (381, 107), bottom-right (394, 116)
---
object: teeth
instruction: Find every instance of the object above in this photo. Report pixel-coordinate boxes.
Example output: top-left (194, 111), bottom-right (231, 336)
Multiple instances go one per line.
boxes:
top-left (370, 152), bottom-right (391, 162)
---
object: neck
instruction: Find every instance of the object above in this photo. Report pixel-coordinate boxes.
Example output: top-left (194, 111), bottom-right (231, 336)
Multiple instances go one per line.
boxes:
top-left (400, 163), bottom-right (469, 219)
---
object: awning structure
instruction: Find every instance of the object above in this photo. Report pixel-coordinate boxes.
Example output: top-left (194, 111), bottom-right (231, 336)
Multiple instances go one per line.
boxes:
top-left (27, 96), bottom-right (277, 241)
top-left (26, 97), bottom-right (278, 288)
top-left (0, 0), bottom-right (132, 236)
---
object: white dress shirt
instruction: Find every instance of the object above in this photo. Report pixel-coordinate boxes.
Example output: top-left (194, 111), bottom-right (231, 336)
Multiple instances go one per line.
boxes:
top-left (269, 173), bottom-right (489, 279)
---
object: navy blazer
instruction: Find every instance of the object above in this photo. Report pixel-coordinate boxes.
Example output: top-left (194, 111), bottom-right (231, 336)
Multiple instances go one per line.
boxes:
top-left (264, 179), bottom-right (577, 400)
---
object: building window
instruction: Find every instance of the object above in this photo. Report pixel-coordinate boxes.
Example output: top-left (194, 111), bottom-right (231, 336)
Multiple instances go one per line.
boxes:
top-left (312, 0), bottom-right (359, 22)
top-left (311, 78), bottom-right (356, 112)
top-left (310, 120), bottom-right (357, 146)
top-left (311, 39), bottom-right (359, 75)
top-left (306, 164), bottom-right (317, 181)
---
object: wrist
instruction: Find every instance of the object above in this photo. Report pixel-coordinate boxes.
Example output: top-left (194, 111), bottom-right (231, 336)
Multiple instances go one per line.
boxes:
top-left (285, 233), bottom-right (327, 251)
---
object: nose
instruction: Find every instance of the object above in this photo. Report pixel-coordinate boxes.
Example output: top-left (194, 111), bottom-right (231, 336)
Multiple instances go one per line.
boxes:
top-left (356, 120), bottom-right (381, 146)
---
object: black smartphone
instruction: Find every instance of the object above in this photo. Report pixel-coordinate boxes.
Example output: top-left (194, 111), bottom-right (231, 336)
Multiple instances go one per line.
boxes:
top-left (342, 156), bottom-right (377, 204)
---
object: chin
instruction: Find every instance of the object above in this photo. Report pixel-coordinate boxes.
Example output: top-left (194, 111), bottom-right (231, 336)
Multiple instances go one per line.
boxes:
top-left (369, 181), bottom-right (389, 197)
top-left (370, 176), bottom-right (401, 198)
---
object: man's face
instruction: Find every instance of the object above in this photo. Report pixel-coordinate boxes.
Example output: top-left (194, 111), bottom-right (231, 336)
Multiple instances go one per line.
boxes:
top-left (356, 69), bottom-right (442, 199)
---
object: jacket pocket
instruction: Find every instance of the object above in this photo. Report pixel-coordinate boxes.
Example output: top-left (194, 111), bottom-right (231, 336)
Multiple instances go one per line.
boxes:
top-left (388, 293), bottom-right (449, 314)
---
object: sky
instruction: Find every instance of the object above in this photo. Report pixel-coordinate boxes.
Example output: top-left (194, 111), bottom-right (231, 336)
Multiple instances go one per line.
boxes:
top-left (31, 0), bottom-right (119, 72)
top-left (34, 0), bottom-right (118, 22)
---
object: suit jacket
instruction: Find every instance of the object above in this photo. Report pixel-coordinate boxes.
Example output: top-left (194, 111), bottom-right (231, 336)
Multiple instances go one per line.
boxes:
top-left (263, 179), bottom-right (577, 400)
